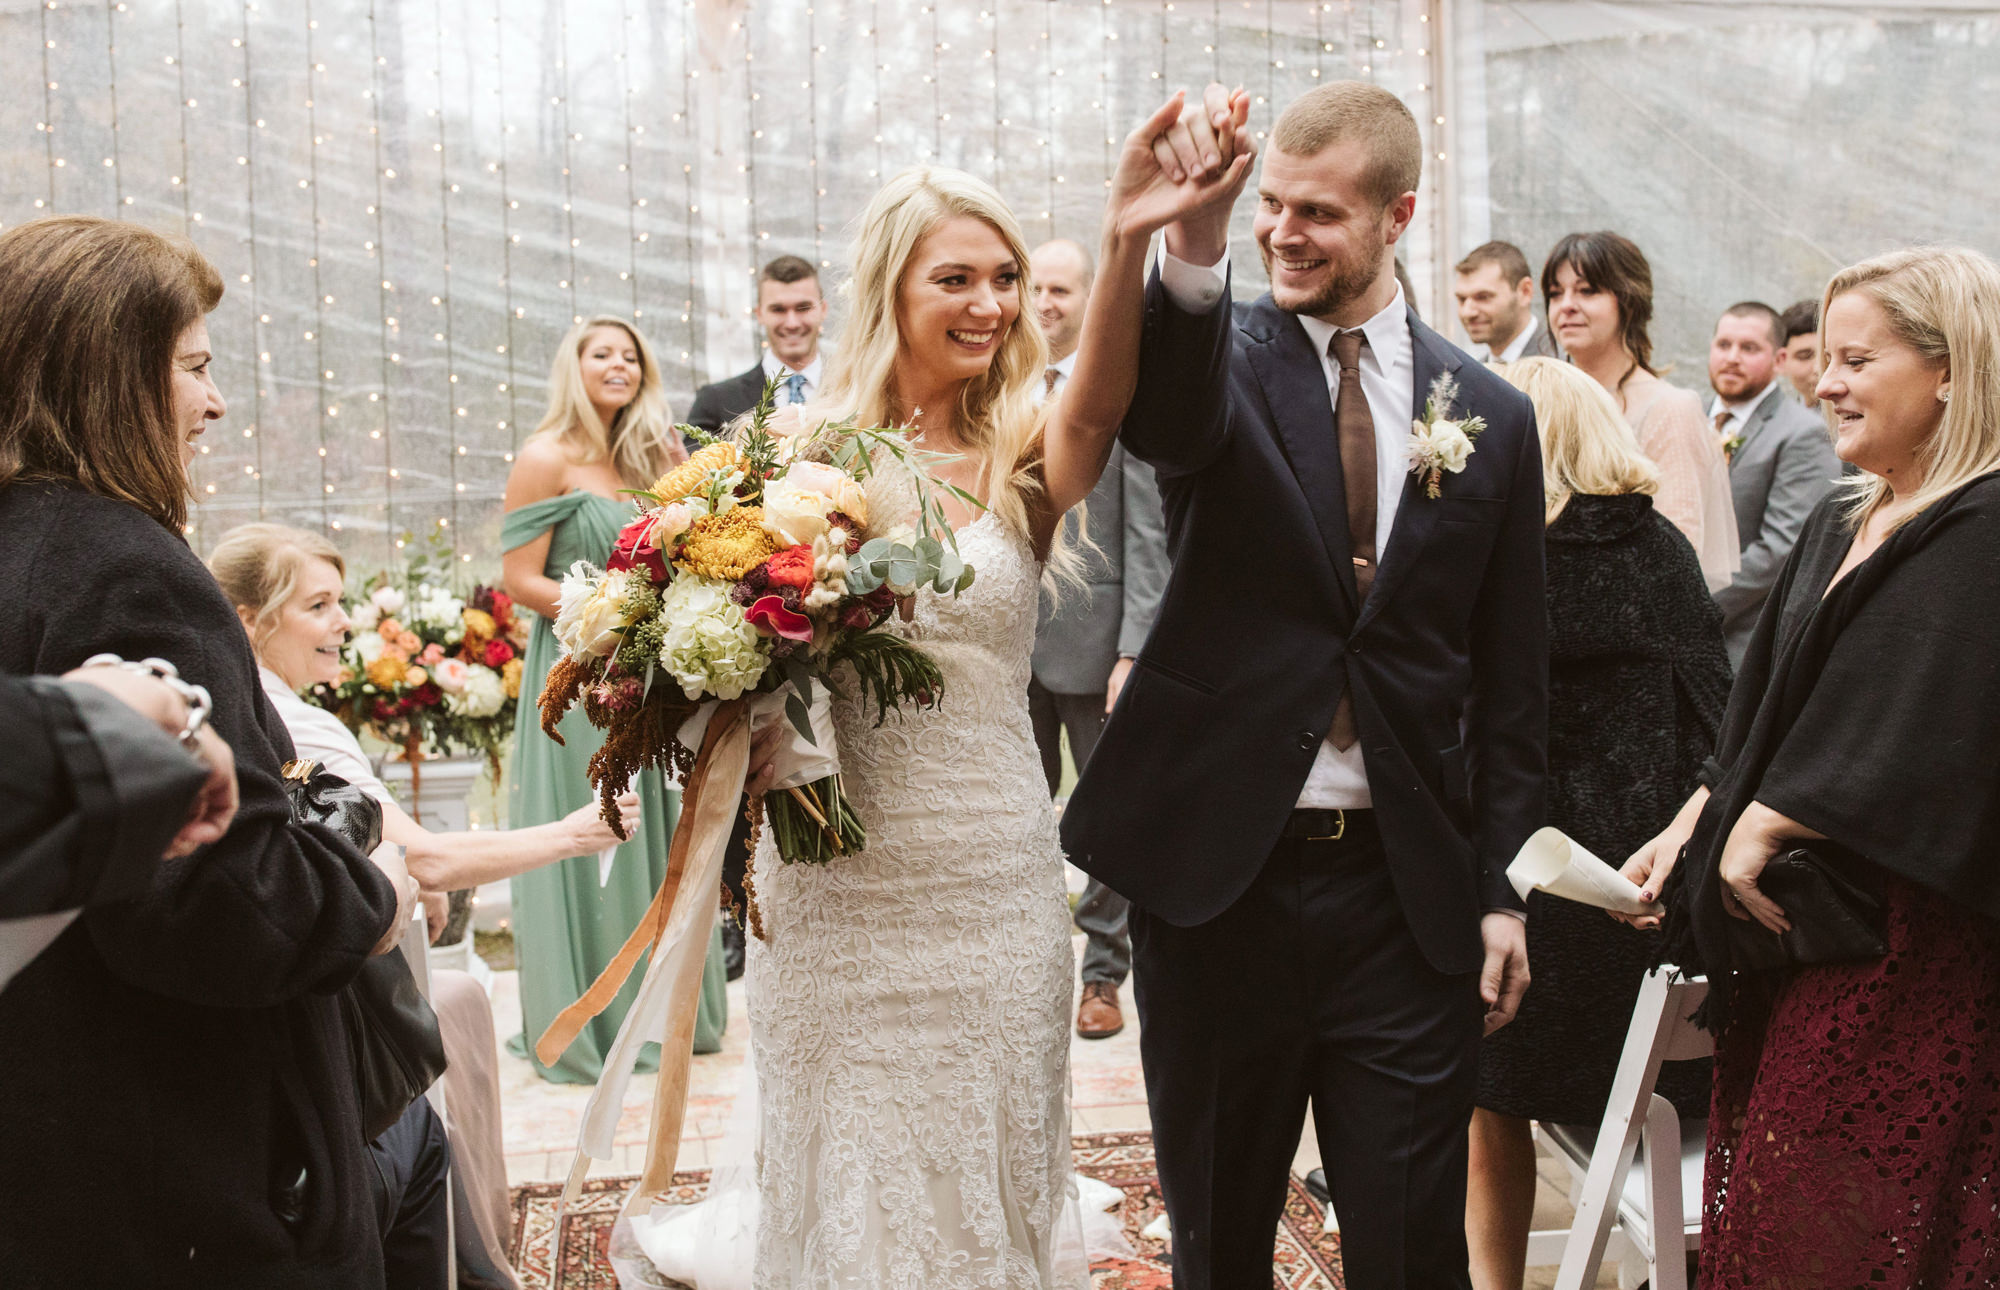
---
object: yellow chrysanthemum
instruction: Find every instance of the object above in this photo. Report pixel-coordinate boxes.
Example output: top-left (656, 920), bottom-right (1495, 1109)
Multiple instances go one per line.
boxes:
top-left (366, 656), bottom-right (409, 690)
top-left (650, 442), bottom-right (744, 504)
top-left (461, 607), bottom-right (497, 642)
top-left (675, 506), bottom-right (781, 582)
top-left (501, 658), bottom-right (524, 699)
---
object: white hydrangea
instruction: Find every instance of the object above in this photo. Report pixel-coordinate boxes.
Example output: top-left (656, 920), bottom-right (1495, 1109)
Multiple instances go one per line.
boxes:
top-left (655, 574), bottom-right (769, 701)
top-left (408, 584), bottom-right (466, 634)
top-left (444, 665), bottom-right (506, 719)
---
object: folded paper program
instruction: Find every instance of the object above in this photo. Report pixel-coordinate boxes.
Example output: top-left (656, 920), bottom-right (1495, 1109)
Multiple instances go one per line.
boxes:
top-left (1506, 826), bottom-right (1655, 916)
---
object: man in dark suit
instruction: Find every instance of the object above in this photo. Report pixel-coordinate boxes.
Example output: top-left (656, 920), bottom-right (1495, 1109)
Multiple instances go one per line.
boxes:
top-left (1708, 301), bottom-right (1841, 666)
top-left (1453, 241), bottom-right (1561, 364)
top-left (684, 254), bottom-right (828, 445)
top-left (1025, 237), bottom-right (1171, 1041)
top-left (1063, 80), bottom-right (1545, 1290)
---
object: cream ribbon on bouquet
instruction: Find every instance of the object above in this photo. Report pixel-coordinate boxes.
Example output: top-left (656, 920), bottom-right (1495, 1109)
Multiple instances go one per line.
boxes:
top-left (537, 684), bottom-right (839, 1217)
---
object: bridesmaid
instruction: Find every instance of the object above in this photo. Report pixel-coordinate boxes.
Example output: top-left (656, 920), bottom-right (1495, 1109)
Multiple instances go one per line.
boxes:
top-left (501, 315), bottom-right (725, 1083)
top-left (1543, 231), bottom-right (1740, 592)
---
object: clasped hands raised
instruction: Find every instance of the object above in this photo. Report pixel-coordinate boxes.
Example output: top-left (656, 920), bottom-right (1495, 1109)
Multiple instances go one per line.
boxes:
top-left (1107, 83), bottom-right (1258, 241)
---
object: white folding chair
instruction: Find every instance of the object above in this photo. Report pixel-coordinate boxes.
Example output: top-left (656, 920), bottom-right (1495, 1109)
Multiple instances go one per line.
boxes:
top-left (1525, 966), bottom-right (1711, 1290)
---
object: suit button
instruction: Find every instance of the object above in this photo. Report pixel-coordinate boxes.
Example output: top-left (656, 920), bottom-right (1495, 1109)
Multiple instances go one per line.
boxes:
top-left (1347, 641), bottom-right (1361, 654)
top-left (1297, 731), bottom-right (1317, 751)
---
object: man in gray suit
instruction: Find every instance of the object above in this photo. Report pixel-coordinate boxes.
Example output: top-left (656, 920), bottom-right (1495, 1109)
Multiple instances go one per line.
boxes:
top-left (1709, 301), bottom-right (1841, 665)
top-left (1026, 237), bottom-right (1170, 1040)
top-left (1453, 241), bottom-right (1562, 364)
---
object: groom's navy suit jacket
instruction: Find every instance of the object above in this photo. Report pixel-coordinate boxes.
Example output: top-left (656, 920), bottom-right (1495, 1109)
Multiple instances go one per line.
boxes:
top-left (1061, 272), bottom-right (1547, 977)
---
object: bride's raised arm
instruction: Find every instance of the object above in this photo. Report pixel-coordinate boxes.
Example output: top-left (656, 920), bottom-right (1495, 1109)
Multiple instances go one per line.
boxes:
top-left (1035, 86), bottom-right (1255, 531)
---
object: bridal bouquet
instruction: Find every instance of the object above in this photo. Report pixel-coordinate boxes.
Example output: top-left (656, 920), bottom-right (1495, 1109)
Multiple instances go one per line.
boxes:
top-left (537, 388), bottom-right (977, 869)
top-left (309, 553), bottom-right (527, 779)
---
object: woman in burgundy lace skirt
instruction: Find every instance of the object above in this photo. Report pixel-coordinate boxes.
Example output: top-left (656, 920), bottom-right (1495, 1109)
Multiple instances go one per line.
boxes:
top-left (1620, 245), bottom-right (2000, 1289)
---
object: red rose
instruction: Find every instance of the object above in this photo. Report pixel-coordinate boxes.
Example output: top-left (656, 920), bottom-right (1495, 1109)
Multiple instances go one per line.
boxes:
top-left (744, 594), bottom-right (815, 643)
top-left (607, 516), bottom-right (670, 586)
top-left (483, 639), bottom-right (515, 668)
top-left (763, 544), bottom-right (817, 591)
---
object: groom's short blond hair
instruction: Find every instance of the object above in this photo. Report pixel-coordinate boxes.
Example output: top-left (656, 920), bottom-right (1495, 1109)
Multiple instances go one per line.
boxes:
top-left (1269, 81), bottom-right (1422, 209)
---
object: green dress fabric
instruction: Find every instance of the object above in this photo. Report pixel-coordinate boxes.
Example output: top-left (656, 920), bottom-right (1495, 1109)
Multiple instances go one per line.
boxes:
top-left (502, 490), bottom-right (727, 1085)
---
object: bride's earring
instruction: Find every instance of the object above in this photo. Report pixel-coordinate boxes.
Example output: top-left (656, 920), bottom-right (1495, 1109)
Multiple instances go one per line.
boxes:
top-left (1939, 387), bottom-right (1953, 403)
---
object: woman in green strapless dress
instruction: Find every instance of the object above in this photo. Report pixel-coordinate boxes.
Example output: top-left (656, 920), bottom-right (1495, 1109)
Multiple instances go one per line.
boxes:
top-left (500, 317), bottom-right (725, 1084)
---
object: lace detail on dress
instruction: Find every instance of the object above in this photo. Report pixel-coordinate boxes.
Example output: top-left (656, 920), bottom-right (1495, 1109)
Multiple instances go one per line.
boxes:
top-left (746, 507), bottom-right (1083, 1289)
top-left (1701, 874), bottom-right (2000, 1289)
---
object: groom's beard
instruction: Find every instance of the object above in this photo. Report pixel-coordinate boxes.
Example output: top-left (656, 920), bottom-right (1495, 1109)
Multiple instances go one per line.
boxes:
top-left (1259, 239), bottom-right (1391, 320)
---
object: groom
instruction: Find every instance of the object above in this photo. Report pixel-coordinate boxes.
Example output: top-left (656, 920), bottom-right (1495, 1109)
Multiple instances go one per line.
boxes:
top-left (1063, 81), bottom-right (1545, 1290)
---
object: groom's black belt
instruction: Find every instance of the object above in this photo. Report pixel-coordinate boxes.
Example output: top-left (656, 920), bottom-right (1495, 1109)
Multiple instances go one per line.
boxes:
top-left (1280, 808), bottom-right (1375, 842)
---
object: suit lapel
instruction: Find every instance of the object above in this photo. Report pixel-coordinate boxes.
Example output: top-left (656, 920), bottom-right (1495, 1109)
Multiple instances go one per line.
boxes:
top-left (1243, 300), bottom-right (1360, 615)
top-left (1354, 312), bottom-right (1456, 634)
top-left (1732, 386), bottom-right (1784, 461)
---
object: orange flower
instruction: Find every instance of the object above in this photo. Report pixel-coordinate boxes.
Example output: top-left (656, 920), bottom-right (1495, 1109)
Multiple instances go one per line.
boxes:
top-left (366, 656), bottom-right (408, 689)
top-left (405, 665), bottom-right (430, 688)
top-left (461, 607), bottom-right (497, 644)
top-left (395, 630), bottom-right (422, 654)
top-left (377, 617), bottom-right (403, 638)
top-left (501, 657), bottom-right (524, 699)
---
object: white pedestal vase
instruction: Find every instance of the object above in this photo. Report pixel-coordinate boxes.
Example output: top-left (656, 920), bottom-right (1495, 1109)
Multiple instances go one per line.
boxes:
top-left (376, 752), bottom-right (493, 985)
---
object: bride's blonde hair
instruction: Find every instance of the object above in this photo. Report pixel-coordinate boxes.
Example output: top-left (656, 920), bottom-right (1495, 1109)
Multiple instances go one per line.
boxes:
top-left (812, 166), bottom-right (1084, 583)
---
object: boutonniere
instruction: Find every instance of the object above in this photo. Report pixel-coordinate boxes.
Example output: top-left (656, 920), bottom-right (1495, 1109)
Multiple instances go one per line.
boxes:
top-left (1718, 431), bottom-right (1744, 464)
top-left (1406, 372), bottom-right (1488, 499)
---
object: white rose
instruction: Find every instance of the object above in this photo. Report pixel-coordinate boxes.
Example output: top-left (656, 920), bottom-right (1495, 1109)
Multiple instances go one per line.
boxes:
top-left (354, 631), bottom-right (385, 664)
top-left (370, 585), bottom-right (406, 615)
top-left (761, 477), bottom-right (833, 547)
top-left (349, 601), bottom-right (381, 631)
top-left (554, 565), bottom-right (642, 659)
top-left (1431, 421), bottom-right (1475, 473)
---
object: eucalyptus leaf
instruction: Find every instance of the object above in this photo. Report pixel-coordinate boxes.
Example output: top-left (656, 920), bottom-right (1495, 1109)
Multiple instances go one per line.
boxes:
top-left (954, 566), bottom-right (977, 593)
top-left (889, 558), bottom-right (922, 587)
top-left (915, 535), bottom-right (944, 563)
top-left (857, 537), bottom-right (893, 562)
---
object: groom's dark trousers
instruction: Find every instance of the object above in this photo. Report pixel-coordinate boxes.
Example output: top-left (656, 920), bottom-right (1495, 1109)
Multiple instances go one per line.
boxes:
top-left (1062, 266), bottom-right (1545, 1290)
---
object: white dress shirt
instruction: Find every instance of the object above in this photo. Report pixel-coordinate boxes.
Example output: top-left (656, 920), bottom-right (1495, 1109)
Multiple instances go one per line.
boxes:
top-left (1481, 315), bottom-right (1546, 365)
top-left (761, 351), bottom-right (824, 405)
top-left (1160, 247), bottom-right (1417, 810)
top-left (1034, 349), bottom-right (1079, 406)
top-left (1708, 378), bottom-right (1781, 442)
top-left (258, 665), bottom-right (395, 807)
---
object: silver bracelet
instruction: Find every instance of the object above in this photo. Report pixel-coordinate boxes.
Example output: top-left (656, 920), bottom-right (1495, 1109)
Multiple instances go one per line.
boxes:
top-left (79, 653), bottom-right (213, 751)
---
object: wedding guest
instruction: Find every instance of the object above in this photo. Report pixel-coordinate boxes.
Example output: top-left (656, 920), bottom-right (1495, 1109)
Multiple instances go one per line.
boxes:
top-left (1, 663), bottom-right (235, 924)
top-left (1454, 241), bottom-right (1560, 363)
top-left (1025, 236), bottom-right (1170, 1040)
top-left (1707, 303), bottom-right (1840, 666)
top-left (0, 215), bottom-right (413, 1286)
top-left (502, 315), bottom-right (725, 1083)
top-left (1624, 246), bottom-right (2000, 1287)
top-left (686, 254), bottom-right (829, 441)
top-left (1466, 358), bottom-right (1728, 1290)
top-left (211, 520), bottom-right (671, 1288)
top-left (1778, 298), bottom-right (1821, 403)
top-left (1543, 232), bottom-right (1740, 590)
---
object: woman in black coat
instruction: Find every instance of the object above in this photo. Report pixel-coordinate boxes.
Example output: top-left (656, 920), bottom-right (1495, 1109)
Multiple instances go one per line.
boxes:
top-left (0, 216), bottom-right (414, 1288)
top-left (1466, 357), bottom-right (1733, 1290)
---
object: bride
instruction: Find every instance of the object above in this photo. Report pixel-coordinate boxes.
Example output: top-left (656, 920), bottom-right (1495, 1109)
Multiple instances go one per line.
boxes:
top-left (634, 91), bottom-right (1253, 1288)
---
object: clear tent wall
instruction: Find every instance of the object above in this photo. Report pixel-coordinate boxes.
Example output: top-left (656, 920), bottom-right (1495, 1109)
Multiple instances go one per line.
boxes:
top-left (4, 0), bottom-right (1994, 573)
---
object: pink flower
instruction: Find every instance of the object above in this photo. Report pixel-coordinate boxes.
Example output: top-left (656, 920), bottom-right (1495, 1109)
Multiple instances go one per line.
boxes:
top-left (420, 642), bottom-right (446, 665)
top-left (431, 657), bottom-right (471, 693)
top-left (744, 594), bottom-right (814, 643)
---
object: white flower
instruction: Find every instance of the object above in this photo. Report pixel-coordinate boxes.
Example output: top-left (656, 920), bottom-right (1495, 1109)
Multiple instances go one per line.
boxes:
top-left (761, 476), bottom-right (835, 547)
top-left (370, 585), bottom-right (406, 615)
top-left (349, 600), bottom-right (381, 631)
top-left (409, 585), bottom-right (466, 633)
top-left (431, 657), bottom-right (471, 693)
top-left (444, 666), bottom-right (506, 718)
top-left (1430, 420), bottom-right (1475, 473)
top-left (354, 631), bottom-right (385, 665)
top-left (655, 575), bottom-right (769, 701)
top-left (554, 564), bottom-right (644, 659)
top-left (649, 501), bottom-right (695, 547)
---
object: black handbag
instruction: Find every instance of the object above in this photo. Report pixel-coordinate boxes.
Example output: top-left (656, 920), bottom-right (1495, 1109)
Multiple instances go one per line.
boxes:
top-left (282, 760), bottom-right (448, 1140)
top-left (1725, 842), bottom-right (1887, 972)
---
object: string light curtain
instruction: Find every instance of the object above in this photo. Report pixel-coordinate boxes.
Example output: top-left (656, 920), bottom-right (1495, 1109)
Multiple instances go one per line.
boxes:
top-left (7, 1), bottom-right (1994, 569)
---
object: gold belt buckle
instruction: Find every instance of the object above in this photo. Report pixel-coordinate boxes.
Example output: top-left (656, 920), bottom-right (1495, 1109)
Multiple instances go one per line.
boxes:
top-left (1306, 809), bottom-right (1347, 843)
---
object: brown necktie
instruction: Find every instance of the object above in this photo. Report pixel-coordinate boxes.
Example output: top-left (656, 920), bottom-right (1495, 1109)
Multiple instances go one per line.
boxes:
top-left (1328, 328), bottom-right (1375, 751)
top-left (1713, 407), bottom-right (1733, 461)
top-left (1044, 367), bottom-right (1060, 396)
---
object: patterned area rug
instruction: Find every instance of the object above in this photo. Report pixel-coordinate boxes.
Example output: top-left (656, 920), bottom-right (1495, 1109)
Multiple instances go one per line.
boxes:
top-left (508, 1130), bottom-right (1345, 1289)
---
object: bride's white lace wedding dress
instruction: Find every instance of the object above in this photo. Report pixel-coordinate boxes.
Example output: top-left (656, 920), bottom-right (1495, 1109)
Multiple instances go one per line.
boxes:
top-left (746, 504), bottom-right (1085, 1289)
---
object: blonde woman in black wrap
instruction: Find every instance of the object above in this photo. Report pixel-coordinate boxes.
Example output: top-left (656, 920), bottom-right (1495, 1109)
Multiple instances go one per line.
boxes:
top-left (1619, 246), bottom-right (2000, 1289)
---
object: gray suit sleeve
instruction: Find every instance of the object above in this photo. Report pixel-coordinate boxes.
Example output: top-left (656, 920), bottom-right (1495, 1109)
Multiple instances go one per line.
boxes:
top-left (1715, 416), bottom-right (1840, 623)
top-left (1118, 453), bottom-right (1170, 657)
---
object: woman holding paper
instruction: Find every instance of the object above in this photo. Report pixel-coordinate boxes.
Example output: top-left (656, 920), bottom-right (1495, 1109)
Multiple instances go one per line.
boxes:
top-left (1621, 247), bottom-right (2000, 1287)
top-left (1466, 358), bottom-right (1731, 1290)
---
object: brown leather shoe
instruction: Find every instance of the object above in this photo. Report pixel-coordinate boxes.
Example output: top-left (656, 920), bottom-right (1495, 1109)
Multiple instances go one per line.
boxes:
top-left (1076, 981), bottom-right (1124, 1039)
